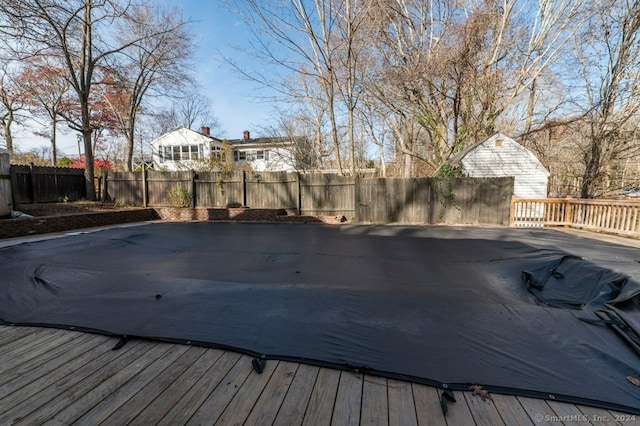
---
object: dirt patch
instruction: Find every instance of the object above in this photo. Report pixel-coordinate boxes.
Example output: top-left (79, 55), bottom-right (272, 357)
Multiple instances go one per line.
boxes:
top-left (15, 202), bottom-right (130, 217)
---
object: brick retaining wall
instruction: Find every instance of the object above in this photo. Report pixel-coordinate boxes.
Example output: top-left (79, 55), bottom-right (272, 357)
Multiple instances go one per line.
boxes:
top-left (153, 207), bottom-right (288, 222)
top-left (0, 209), bottom-right (159, 239)
top-left (0, 207), bottom-right (348, 240)
top-left (155, 207), bottom-right (347, 224)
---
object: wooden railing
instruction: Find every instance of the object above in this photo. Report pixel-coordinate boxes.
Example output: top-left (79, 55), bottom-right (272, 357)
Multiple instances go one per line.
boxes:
top-left (511, 198), bottom-right (640, 236)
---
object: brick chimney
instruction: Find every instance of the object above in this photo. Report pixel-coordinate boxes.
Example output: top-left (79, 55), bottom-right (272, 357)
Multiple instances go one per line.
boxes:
top-left (243, 130), bottom-right (250, 140)
top-left (201, 126), bottom-right (210, 136)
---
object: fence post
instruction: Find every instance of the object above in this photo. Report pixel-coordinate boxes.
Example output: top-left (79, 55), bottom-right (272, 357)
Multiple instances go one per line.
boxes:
top-left (353, 175), bottom-right (359, 222)
top-left (192, 171), bottom-right (197, 208)
top-left (29, 162), bottom-right (37, 204)
top-left (142, 167), bottom-right (148, 207)
top-left (9, 165), bottom-right (19, 209)
top-left (242, 170), bottom-right (247, 207)
top-left (296, 172), bottom-right (301, 215)
top-left (102, 171), bottom-right (109, 202)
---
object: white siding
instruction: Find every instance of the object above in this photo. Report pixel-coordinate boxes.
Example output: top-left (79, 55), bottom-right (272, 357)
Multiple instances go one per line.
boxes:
top-left (233, 146), bottom-right (296, 172)
top-left (461, 134), bottom-right (549, 199)
top-left (151, 127), bottom-right (223, 171)
top-left (152, 128), bottom-right (297, 172)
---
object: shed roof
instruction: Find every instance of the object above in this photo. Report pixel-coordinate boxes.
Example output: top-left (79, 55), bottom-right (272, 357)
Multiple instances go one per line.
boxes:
top-left (447, 133), bottom-right (549, 176)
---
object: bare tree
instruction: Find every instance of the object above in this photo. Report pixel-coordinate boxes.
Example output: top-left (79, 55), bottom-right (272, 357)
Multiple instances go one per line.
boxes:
top-left (359, 0), bottom-right (586, 177)
top-left (18, 56), bottom-right (71, 164)
top-left (154, 91), bottom-right (221, 135)
top-left (572, 0), bottom-right (640, 197)
top-left (0, 63), bottom-right (25, 153)
top-left (105, 2), bottom-right (194, 171)
top-left (259, 111), bottom-right (325, 172)
top-left (229, 0), bottom-right (347, 174)
top-left (0, 0), bottom-right (197, 198)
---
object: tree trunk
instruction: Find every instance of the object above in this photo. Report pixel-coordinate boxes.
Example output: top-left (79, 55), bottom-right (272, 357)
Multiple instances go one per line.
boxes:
top-left (83, 129), bottom-right (96, 201)
top-left (2, 122), bottom-right (13, 153)
top-left (50, 117), bottom-right (57, 165)
top-left (327, 83), bottom-right (343, 175)
top-left (2, 109), bottom-right (14, 153)
top-left (581, 136), bottom-right (602, 198)
top-left (126, 127), bottom-right (135, 172)
top-left (379, 141), bottom-right (386, 178)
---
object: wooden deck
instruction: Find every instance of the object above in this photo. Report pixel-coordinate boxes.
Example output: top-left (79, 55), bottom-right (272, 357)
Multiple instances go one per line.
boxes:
top-left (0, 325), bottom-right (635, 425)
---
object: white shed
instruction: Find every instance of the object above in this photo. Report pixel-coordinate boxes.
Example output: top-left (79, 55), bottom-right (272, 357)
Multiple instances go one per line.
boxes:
top-left (450, 133), bottom-right (549, 199)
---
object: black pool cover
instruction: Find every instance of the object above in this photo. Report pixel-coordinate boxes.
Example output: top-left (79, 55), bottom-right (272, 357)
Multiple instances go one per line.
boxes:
top-left (1, 222), bottom-right (639, 413)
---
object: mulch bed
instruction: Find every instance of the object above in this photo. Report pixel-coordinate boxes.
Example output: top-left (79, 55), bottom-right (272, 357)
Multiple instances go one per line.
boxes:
top-left (14, 202), bottom-right (131, 217)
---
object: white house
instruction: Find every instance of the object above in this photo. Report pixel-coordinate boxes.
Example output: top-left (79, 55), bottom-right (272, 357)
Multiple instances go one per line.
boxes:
top-left (151, 126), bottom-right (222, 171)
top-left (227, 130), bottom-right (296, 172)
top-left (448, 133), bottom-right (549, 199)
top-left (151, 127), bottom-right (297, 172)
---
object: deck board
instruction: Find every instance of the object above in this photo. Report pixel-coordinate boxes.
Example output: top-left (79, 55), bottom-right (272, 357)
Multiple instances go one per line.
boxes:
top-left (155, 351), bottom-right (241, 425)
top-left (387, 379), bottom-right (417, 426)
top-left (441, 388), bottom-right (476, 425)
top-left (244, 361), bottom-right (299, 426)
top-left (0, 335), bottom-right (127, 424)
top-left (184, 353), bottom-right (254, 425)
top-left (214, 358), bottom-right (280, 425)
top-left (0, 325), bottom-right (636, 425)
top-left (412, 384), bottom-right (448, 425)
top-left (0, 332), bottom-right (96, 389)
top-left (129, 347), bottom-right (221, 425)
top-left (302, 367), bottom-right (341, 426)
top-left (76, 343), bottom-right (190, 425)
top-left (23, 340), bottom-right (163, 425)
top-left (463, 391), bottom-right (505, 426)
top-left (332, 371), bottom-right (363, 425)
top-left (103, 345), bottom-right (208, 425)
top-left (361, 375), bottom-right (388, 425)
top-left (491, 394), bottom-right (533, 426)
top-left (273, 363), bottom-right (319, 426)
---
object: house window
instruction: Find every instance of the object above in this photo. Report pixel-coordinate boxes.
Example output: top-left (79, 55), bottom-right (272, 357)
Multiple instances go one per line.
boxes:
top-left (189, 145), bottom-right (200, 160)
top-left (234, 149), bottom-right (270, 162)
top-left (495, 139), bottom-right (503, 147)
top-left (161, 145), bottom-right (203, 162)
top-left (211, 146), bottom-right (222, 160)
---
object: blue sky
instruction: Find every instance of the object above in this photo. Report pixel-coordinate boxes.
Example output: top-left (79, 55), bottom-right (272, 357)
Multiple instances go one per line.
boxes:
top-left (180, 1), bottom-right (275, 140)
top-left (13, 1), bottom-right (274, 155)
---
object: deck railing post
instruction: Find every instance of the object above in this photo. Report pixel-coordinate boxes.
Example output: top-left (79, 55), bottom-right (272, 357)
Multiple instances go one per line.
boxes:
top-left (564, 199), bottom-right (573, 227)
top-left (509, 196), bottom-right (517, 227)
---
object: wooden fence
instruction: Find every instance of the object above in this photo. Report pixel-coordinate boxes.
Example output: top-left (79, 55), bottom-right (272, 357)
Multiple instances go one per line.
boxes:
top-left (11, 164), bottom-right (86, 204)
top-left (106, 170), bottom-right (514, 225)
top-left (0, 153), bottom-right (12, 216)
top-left (357, 177), bottom-right (513, 224)
top-left (511, 198), bottom-right (640, 236)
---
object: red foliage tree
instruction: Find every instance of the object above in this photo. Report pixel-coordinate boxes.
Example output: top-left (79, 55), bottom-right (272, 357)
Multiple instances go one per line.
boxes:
top-left (70, 155), bottom-right (113, 173)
